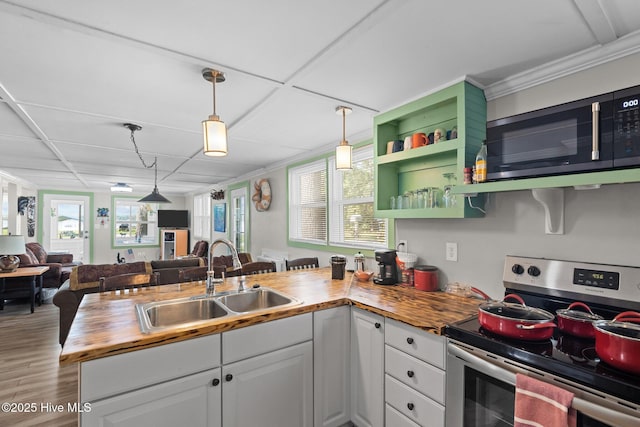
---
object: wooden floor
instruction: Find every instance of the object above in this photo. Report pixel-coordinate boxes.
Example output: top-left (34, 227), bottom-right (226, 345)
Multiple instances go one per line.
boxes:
top-left (0, 299), bottom-right (77, 427)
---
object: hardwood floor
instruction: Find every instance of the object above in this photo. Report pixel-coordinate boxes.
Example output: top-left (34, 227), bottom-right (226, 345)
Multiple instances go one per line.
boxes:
top-left (0, 298), bottom-right (77, 427)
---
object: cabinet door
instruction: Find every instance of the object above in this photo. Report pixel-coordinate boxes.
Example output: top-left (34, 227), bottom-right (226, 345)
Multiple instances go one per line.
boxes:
top-left (350, 307), bottom-right (384, 427)
top-left (82, 368), bottom-right (221, 427)
top-left (314, 306), bottom-right (351, 427)
top-left (222, 341), bottom-right (313, 427)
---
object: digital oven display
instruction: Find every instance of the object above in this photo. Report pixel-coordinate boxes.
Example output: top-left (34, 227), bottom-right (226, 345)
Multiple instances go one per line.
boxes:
top-left (573, 268), bottom-right (620, 290)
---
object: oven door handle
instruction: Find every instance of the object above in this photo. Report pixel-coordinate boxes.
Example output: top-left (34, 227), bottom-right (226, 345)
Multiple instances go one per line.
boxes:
top-left (448, 343), bottom-right (638, 427)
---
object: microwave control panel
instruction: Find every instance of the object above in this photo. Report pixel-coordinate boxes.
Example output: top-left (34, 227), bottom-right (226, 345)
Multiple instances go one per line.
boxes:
top-left (614, 86), bottom-right (640, 163)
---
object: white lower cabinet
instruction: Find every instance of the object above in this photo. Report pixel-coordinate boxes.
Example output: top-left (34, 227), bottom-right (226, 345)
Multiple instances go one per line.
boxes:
top-left (384, 318), bottom-right (446, 427)
top-left (83, 368), bottom-right (222, 427)
top-left (351, 307), bottom-right (385, 427)
top-left (314, 306), bottom-right (351, 427)
top-left (222, 341), bottom-right (313, 427)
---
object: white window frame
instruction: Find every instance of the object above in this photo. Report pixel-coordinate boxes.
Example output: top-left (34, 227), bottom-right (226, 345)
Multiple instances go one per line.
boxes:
top-left (288, 145), bottom-right (389, 251)
top-left (112, 197), bottom-right (159, 248)
top-left (288, 158), bottom-right (327, 245)
top-left (192, 193), bottom-right (211, 241)
top-left (230, 187), bottom-right (248, 252)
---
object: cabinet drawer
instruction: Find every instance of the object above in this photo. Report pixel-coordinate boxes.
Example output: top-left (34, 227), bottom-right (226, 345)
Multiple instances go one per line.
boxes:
top-left (386, 404), bottom-right (421, 427)
top-left (385, 345), bottom-right (445, 405)
top-left (222, 313), bottom-right (312, 364)
top-left (81, 334), bottom-right (220, 402)
top-left (385, 318), bottom-right (445, 369)
top-left (385, 375), bottom-right (445, 427)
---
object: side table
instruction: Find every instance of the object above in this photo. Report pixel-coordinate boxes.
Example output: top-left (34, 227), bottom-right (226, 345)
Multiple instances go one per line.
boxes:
top-left (0, 266), bottom-right (50, 313)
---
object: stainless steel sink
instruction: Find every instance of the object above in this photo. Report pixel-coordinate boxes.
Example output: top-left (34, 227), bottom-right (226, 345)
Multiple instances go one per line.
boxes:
top-left (216, 288), bottom-right (299, 313)
top-left (136, 297), bottom-right (229, 333)
top-left (136, 287), bottom-right (302, 333)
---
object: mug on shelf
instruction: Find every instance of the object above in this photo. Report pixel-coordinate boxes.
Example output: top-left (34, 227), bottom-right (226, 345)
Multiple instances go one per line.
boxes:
top-left (392, 139), bottom-right (404, 153)
top-left (386, 141), bottom-right (395, 154)
top-left (404, 136), bottom-right (413, 151)
top-left (412, 133), bottom-right (427, 148)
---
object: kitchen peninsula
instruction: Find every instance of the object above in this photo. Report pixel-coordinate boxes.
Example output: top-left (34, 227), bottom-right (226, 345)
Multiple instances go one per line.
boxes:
top-left (62, 268), bottom-right (481, 427)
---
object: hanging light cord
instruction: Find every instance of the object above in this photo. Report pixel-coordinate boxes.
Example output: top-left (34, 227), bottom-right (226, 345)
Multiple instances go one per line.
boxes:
top-left (128, 127), bottom-right (156, 169)
top-left (211, 72), bottom-right (217, 116)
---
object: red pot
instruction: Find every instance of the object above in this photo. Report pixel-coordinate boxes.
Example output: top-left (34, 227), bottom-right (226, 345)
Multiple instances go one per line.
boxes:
top-left (556, 302), bottom-right (603, 338)
top-left (594, 311), bottom-right (640, 374)
top-left (473, 289), bottom-right (556, 341)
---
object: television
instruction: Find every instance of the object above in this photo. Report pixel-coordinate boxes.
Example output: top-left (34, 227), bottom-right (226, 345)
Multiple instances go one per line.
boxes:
top-left (157, 210), bottom-right (189, 228)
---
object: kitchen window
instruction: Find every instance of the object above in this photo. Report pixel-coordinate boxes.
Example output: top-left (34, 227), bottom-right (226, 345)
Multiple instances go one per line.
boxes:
top-left (288, 145), bottom-right (389, 250)
top-left (192, 193), bottom-right (211, 241)
top-left (112, 197), bottom-right (159, 247)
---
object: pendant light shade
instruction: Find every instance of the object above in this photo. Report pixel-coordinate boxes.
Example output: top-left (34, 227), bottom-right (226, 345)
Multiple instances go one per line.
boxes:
top-left (335, 106), bottom-right (353, 170)
top-left (202, 115), bottom-right (228, 156)
top-left (202, 68), bottom-right (228, 156)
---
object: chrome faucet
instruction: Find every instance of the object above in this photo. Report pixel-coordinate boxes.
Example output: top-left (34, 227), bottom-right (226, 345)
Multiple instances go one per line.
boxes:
top-left (207, 238), bottom-right (243, 295)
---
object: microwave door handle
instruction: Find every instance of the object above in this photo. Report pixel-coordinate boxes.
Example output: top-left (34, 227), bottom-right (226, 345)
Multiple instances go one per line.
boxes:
top-left (448, 343), bottom-right (638, 426)
top-left (592, 102), bottom-right (600, 160)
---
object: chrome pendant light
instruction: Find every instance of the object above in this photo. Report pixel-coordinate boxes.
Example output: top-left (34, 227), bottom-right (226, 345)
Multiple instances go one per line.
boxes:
top-left (335, 106), bottom-right (353, 170)
top-left (202, 68), bottom-right (228, 156)
top-left (123, 123), bottom-right (171, 203)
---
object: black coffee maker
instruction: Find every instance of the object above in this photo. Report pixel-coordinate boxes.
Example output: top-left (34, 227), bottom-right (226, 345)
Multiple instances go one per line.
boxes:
top-left (373, 249), bottom-right (398, 285)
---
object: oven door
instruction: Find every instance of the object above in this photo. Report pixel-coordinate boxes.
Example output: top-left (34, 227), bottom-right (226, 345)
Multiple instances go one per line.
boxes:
top-left (486, 93), bottom-right (613, 180)
top-left (446, 340), bottom-right (639, 427)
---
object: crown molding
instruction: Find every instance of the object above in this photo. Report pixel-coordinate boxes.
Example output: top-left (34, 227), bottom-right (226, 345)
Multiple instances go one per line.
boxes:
top-left (484, 30), bottom-right (640, 101)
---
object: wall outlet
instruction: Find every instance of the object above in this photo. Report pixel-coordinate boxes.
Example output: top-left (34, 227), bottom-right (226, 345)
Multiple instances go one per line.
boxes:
top-left (446, 242), bottom-right (458, 262)
top-left (397, 240), bottom-right (408, 252)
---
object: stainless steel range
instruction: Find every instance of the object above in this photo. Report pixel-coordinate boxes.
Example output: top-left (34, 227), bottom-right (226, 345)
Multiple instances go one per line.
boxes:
top-left (445, 256), bottom-right (640, 427)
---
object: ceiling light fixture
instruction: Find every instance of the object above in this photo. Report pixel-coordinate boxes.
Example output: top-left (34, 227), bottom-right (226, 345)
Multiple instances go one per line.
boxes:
top-left (202, 68), bottom-right (228, 156)
top-left (110, 183), bottom-right (133, 193)
top-left (123, 123), bottom-right (171, 204)
top-left (335, 106), bottom-right (353, 170)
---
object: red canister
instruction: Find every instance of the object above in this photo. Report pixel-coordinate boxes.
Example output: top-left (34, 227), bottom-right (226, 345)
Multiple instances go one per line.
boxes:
top-left (414, 265), bottom-right (438, 291)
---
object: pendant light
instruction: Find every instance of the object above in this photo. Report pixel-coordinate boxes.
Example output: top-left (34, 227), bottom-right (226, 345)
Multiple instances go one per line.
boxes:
top-left (335, 106), bottom-right (353, 170)
top-left (123, 123), bottom-right (171, 204)
top-left (202, 68), bottom-right (228, 156)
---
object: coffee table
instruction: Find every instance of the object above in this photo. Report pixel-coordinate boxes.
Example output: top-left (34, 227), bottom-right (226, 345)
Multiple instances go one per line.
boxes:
top-left (0, 266), bottom-right (49, 313)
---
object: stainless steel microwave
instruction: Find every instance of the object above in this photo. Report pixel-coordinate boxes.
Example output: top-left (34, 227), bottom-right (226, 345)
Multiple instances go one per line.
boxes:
top-left (486, 85), bottom-right (640, 181)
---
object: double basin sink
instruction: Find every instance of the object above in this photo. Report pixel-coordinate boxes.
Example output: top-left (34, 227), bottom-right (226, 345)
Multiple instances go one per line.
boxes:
top-left (136, 287), bottom-right (302, 334)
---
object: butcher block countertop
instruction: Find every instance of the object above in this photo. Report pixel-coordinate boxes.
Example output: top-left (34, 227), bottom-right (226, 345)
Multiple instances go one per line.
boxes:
top-left (60, 267), bottom-right (481, 365)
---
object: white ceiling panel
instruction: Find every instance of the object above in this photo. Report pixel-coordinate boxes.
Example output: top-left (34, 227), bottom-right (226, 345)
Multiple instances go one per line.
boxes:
top-left (1, 1), bottom-right (640, 192)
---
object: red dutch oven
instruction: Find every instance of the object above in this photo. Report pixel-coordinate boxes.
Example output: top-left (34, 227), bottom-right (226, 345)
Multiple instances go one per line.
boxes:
top-left (556, 302), bottom-right (603, 338)
top-left (472, 288), bottom-right (556, 341)
top-left (594, 311), bottom-right (640, 375)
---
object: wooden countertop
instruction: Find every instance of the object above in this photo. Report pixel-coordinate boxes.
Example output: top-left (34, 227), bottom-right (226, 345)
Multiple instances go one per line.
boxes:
top-left (60, 267), bottom-right (481, 365)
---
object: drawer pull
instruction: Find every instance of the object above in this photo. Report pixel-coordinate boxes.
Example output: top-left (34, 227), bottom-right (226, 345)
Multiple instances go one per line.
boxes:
top-left (406, 337), bottom-right (414, 344)
top-left (407, 370), bottom-right (414, 378)
top-left (225, 374), bottom-right (233, 382)
top-left (375, 322), bottom-right (381, 329)
top-left (407, 402), bottom-right (415, 411)
top-left (211, 378), bottom-right (220, 386)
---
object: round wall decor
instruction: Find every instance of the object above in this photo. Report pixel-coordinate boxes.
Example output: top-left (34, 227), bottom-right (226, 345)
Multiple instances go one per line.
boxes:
top-left (252, 178), bottom-right (271, 211)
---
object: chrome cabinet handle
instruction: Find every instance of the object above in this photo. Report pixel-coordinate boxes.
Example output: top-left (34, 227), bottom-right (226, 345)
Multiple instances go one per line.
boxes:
top-left (592, 102), bottom-right (600, 160)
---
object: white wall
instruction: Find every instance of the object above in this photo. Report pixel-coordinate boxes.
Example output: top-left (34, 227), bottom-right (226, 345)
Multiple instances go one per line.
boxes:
top-left (247, 52), bottom-right (640, 298)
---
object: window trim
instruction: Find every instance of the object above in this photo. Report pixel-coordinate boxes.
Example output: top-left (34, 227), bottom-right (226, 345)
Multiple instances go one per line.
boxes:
top-left (287, 140), bottom-right (394, 257)
top-left (110, 195), bottom-right (160, 249)
top-left (227, 181), bottom-right (250, 253)
top-left (192, 193), bottom-right (211, 241)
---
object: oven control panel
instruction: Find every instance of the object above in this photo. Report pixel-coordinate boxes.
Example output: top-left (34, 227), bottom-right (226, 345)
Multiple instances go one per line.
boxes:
top-left (503, 255), bottom-right (640, 310)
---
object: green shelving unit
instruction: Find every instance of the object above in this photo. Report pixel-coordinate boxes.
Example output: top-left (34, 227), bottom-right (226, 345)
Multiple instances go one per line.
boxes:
top-left (374, 80), bottom-right (487, 219)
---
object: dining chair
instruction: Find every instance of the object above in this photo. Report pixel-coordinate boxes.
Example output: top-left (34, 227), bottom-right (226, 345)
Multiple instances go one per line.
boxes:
top-left (285, 257), bottom-right (319, 271)
top-left (99, 272), bottom-right (157, 293)
top-left (241, 261), bottom-right (277, 275)
top-left (178, 266), bottom-right (209, 282)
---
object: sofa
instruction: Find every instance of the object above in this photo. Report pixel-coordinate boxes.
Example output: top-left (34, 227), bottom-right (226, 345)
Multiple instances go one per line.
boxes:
top-left (53, 258), bottom-right (205, 346)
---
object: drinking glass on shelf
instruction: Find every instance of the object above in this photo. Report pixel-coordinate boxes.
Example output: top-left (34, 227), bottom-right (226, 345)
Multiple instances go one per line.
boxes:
top-left (390, 196), bottom-right (396, 210)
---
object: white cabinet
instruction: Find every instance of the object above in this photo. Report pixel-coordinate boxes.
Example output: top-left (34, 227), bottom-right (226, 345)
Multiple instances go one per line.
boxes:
top-left (222, 341), bottom-right (313, 427)
top-left (83, 368), bottom-right (222, 427)
top-left (350, 307), bottom-right (385, 427)
top-left (160, 229), bottom-right (189, 260)
top-left (314, 306), bottom-right (351, 427)
top-left (384, 318), bottom-right (446, 427)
